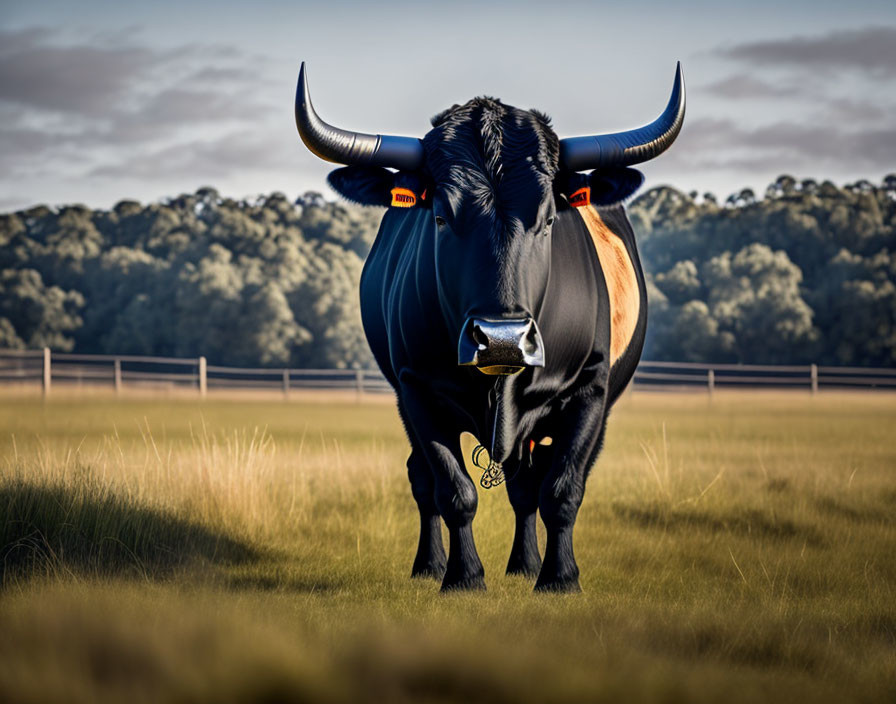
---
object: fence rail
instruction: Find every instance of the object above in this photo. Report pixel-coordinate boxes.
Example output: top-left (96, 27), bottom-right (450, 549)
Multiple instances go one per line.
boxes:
top-left (0, 348), bottom-right (893, 398)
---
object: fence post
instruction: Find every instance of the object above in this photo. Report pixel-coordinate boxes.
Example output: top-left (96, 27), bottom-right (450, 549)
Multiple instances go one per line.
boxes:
top-left (355, 370), bottom-right (364, 401)
top-left (198, 356), bottom-right (207, 398)
top-left (114, 358), bottom-right (122, 394)
top-left (810, 363), bottom-right (818, 395)
top-left (282, 369), bottom-right (290, 398)
top-left (42, 347), bottom-right (51, 398)
top-left (707, 369), bottom-right (715, 398)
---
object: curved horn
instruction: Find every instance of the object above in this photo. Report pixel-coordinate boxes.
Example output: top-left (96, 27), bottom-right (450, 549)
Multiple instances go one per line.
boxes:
top-left (559, 62), bottom-right (686, 171)
top-left (295, 62), bottom-right (424, 171)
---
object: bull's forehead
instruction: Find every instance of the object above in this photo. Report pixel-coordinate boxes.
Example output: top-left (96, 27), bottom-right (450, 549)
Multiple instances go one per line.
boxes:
top-left (423, 98), bottom-right (558, 232)
top-left (440, 170), bottom-right (551, 236)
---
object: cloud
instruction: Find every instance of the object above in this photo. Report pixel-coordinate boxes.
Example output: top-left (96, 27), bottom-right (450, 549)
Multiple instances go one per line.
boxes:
top-left (0, 28), bottom-right (169, 116)
top-left (0, 28), bottom-right (275, 179)
top-left (185, 67), bottom-right (258, 84)
top-left (140, 88), bottom-right (261, 124)
top-left (749, 123), bottom-right (896, 165)
top-left (703, 73), bottom-right (889, 125)
top-left (89, 130), bottom-right (297, 180)
top-left (659, 117), bottom-right (896, 173)
top-left (719, 26), bottom-right (896, 74)
top-left (820, 97), bottom-right (887, 123)
top-left (0, 121), bottom-right (98, 177)
top-left (0, 28), bottom-right (268, 119)
top-left (0, 126), bottom-right (65, 161)
top-left (703, 74), bottom-right (793, 100)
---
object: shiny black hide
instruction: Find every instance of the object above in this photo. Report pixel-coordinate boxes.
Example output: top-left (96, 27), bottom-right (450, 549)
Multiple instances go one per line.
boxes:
top-left (358, 199), bottom-right (647, 592)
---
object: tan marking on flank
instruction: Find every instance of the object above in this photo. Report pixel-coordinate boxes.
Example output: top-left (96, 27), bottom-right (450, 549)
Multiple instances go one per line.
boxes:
top-left (576, 207), bottom-right (640, 366)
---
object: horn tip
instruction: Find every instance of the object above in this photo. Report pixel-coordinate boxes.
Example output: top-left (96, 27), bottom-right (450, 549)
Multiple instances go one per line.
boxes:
top-left (297, 62), bottom-right (312, 113)
top-left (671, 62), bottom-right (685, 105)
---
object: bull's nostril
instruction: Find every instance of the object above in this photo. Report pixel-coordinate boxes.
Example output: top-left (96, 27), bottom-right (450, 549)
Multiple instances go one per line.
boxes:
top-left (472, 325), bottom-right (489, 349)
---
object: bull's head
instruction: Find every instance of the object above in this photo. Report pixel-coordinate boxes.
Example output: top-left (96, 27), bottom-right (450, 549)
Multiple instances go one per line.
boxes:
top-left (295, 63), bottom-right (684, 375)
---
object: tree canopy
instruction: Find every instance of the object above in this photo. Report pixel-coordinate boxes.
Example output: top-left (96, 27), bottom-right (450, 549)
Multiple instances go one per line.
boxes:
top-left (1, 175), bottom-right (893, 367)
top-left (635, 176), bottom-right (895, 366)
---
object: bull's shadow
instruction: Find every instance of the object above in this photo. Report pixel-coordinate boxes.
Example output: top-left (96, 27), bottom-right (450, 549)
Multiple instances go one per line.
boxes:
top-left (1, 479), bottom-right (258, 588)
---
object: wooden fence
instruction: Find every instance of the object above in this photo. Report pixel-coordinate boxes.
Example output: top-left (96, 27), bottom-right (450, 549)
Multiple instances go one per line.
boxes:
top-left (1, 348), bottom-right (894, 397)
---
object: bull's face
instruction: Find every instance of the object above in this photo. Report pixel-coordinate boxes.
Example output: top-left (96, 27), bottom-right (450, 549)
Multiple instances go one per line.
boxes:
top-left (432, 190), bottom-right (553, 376)
top-left (295, 63), bottom-right (685, 375)
top-left (423, 101), bottom-right (557, 375)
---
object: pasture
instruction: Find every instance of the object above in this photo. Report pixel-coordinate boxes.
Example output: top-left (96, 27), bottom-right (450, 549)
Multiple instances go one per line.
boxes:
top-left (1, 391), bottom-right (894, 703)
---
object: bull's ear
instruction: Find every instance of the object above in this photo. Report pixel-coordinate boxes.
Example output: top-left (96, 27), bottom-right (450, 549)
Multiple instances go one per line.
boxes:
top-left (554, 171), bottom-right (589, 211)
top-left (327, 166), bottom-right (395, 207)
top-left (588, 167), bottom-right (644, 205)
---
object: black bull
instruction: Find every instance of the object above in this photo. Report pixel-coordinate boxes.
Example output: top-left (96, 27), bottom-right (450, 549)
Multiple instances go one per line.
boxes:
top-left (294, 63), bottom-right (685, 592)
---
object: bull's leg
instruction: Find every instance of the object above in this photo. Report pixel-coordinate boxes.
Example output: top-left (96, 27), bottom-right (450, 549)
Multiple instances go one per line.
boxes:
top-left (407, 448), bottom-right (446, 579)
top-left (536, 394), bottom-right (606, 593)
top-left (400, 380), bottom-right (485, 591)
top-left (504, 451), bottom-right (544, 578)
top-left (429, 441), bottom-right (484, 591)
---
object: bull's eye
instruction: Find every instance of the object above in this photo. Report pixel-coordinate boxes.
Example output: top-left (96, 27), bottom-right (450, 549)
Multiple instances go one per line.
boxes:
top-left (543, 216), bottom-right (555, 235)
top-left (435, 215), bottom-right (447, 229)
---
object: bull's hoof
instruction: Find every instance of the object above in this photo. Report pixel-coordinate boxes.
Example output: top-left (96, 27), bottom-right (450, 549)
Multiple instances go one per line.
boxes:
top-left (534, 573), bottom-right (581, 593)
top-left (440, 571), bottom-right (486, 592)
top-left (506, 554), bottom-right (542, 579)
top-left (411, 559), bottom-right (446, 580)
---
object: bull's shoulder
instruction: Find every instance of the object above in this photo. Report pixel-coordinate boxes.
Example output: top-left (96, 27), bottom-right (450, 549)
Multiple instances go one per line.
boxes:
top-left (361, 208), bottom-right (455, 379)
top-left (574, 205), bottom-right (642, 368)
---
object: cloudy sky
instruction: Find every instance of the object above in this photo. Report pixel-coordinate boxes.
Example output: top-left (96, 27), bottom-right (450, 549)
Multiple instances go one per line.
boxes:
top-left (1, 0), bottom-right (894, 211)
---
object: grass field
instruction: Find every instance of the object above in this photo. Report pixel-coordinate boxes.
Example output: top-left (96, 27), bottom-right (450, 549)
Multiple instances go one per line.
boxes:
top-left (1, 390), bottom-right (894, 703)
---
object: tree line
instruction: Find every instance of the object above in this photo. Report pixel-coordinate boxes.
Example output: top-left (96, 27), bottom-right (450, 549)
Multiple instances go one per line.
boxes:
top-left (635, 175), bottom-right (895, 366)
top-left (1, 175), bottom-right (894, 368)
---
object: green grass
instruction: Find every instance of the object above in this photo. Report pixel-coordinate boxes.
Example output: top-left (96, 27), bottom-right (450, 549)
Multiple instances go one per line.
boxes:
top-left (1, 391), bottom-right (894, 703)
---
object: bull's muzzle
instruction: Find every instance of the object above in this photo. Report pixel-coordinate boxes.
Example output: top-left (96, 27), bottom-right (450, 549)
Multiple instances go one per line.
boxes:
top-left (458, 318), bottom-right (545, 375)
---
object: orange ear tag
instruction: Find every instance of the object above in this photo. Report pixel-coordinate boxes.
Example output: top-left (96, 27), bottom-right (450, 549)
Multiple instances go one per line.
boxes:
top-left (569, 186), bottom-right (591, 208)
top-left (390, 187), bottom-right (417, 208)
